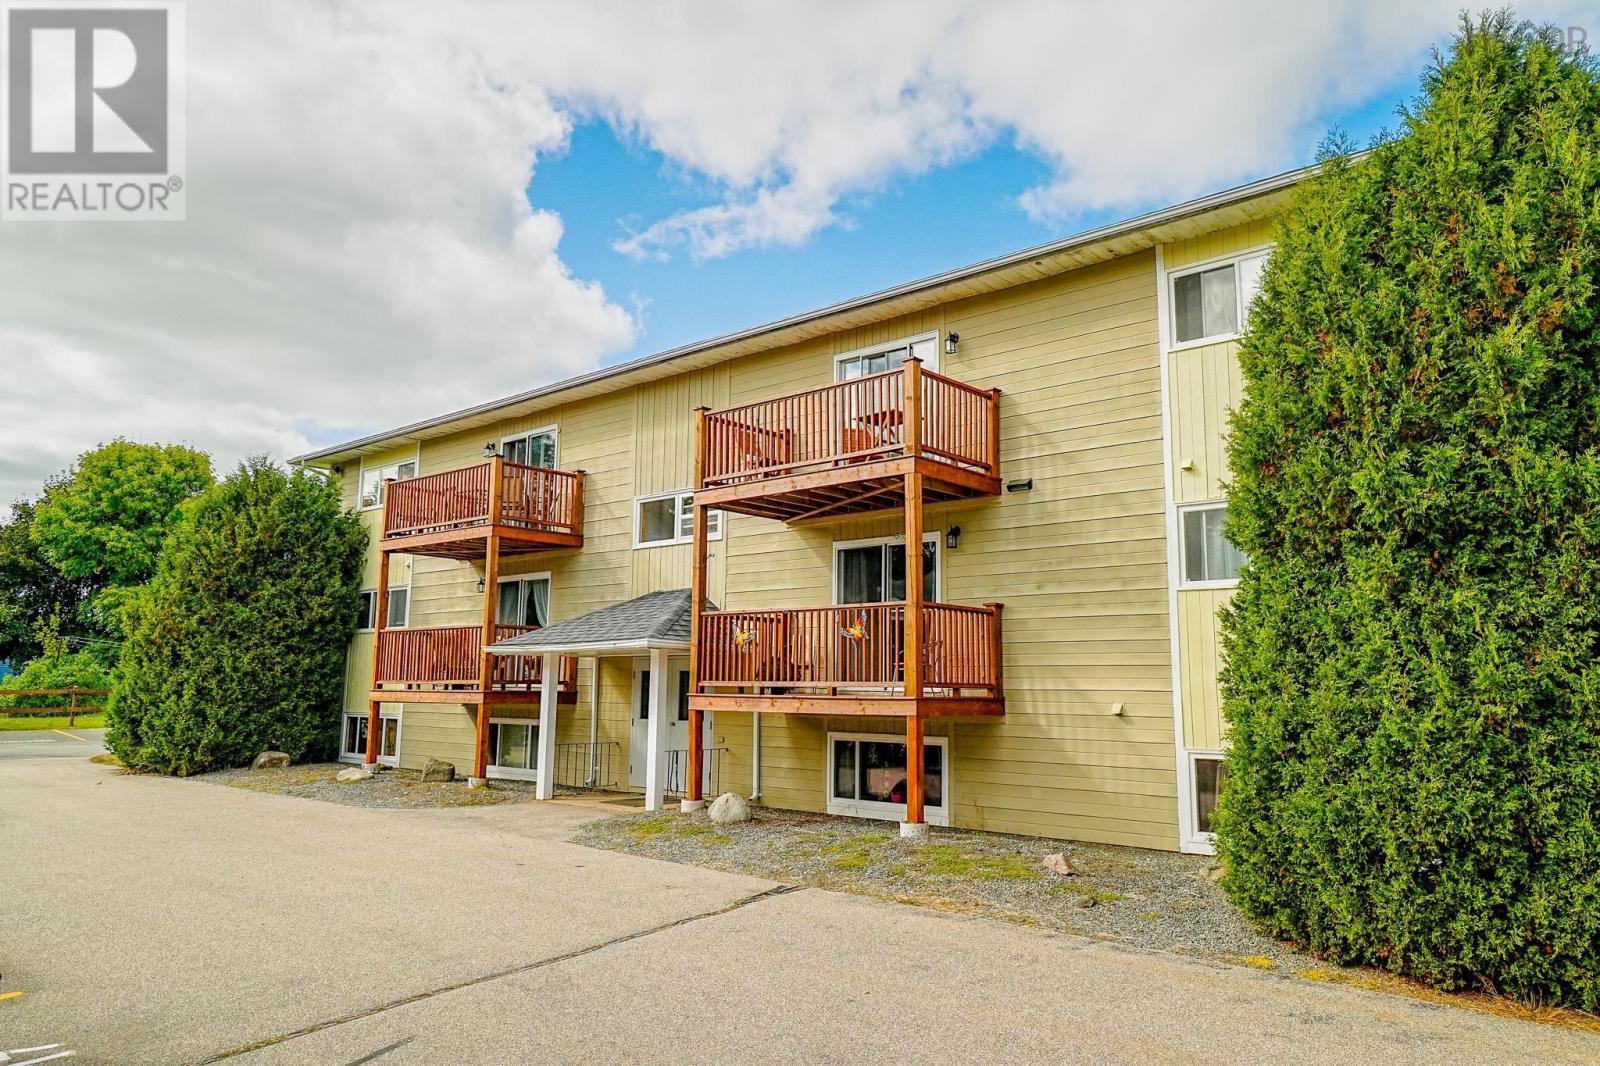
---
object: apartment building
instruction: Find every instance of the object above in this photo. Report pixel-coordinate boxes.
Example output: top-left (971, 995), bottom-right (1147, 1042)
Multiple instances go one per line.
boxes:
top-left (294, 166), bottom-right (1292, 854)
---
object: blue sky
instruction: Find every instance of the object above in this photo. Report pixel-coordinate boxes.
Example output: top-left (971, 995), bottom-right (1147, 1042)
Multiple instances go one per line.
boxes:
top-left (531, 76), bottom-right (1414, 366)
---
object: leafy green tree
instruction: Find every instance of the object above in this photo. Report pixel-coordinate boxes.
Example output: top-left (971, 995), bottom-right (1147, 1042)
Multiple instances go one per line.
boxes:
top-left (107, 459), bottom-right (366, 774)
top-left (0, 498), bottom-right (100, 665)
top-left (32, 441), bottom-right (213, 632)
top-left (1217, 16), bottom-right (1600, 1008)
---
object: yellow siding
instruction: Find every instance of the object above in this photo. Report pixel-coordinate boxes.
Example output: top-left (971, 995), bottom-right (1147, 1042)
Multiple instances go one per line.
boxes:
top-left (1169, 339), bottom-right (1245, 503)
top-left (1177, 587), bottom-right (1233, 750)
top-left (1164, 218), bottom-right (1275, 270)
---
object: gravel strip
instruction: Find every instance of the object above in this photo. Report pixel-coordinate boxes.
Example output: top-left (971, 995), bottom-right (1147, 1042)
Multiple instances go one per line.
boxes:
top-left (573, 808), bottom-right (1315, 972)
top-left (197, 763), bottom-right (556, 809)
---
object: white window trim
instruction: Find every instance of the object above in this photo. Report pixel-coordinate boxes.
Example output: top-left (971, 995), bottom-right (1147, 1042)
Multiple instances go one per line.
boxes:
top-left (1177, 501), bottom-right (1242, 590)
top-left (500, 424), bottom-right (559, 468)
top-left (485, 715), bottom-right (540, 781)
top-left (356, 562), bottom-right (415, 630)
top-left (355, 589), bottom-right (378, 632)
top-left (826, 730), bottom-right (950, 826)
top-left (632, 489), bottom-right (723, 549)
top-left (338, 708), bottom-right (401, 767)
top-left (356, 446), bottom-right (421, 512)
top-left (831, 532), bottom-right (943, 604)
top-left (1185, 749), bottom-right (1225, 850)
top-left (1167, 245), bottom-right (1273, 353)
top-left (832, 330), bottom-right (941, 379)
top-left (496, 572), bottom-right (552, 627)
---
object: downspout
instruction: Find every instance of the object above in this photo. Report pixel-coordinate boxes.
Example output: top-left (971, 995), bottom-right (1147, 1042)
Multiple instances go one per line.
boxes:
top-left (586, 655), bottom-right (600, 787)
top-left (748, 713), bottom-right (762, 802)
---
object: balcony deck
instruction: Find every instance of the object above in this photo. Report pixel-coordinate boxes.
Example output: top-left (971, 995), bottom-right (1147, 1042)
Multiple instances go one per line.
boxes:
top-left (688, 601), bottom-right (1004, 718)
top-left (380, 459), bottom-right (584, 559)
top-left (370, 624), bottom-right (578, 705)
top-left (695, 362), bottom-right (1001, 522)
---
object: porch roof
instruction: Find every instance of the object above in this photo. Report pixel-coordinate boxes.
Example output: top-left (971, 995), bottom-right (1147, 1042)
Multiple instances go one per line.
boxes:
top-left (486, 588), bottom-right (715, 657)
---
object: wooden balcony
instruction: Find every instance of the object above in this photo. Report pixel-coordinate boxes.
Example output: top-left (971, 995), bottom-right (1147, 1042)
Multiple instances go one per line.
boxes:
top-left (695, 359), bottom-right (1001, 522)
top-left (380, 458), bottom-right (583, 558)
top-left (689, 601), bottom-right (1004, 718)
top-left (371, 624), bottom-right (578, 705)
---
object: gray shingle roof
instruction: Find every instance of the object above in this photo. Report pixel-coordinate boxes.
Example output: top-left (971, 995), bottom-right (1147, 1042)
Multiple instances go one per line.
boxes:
top-left (487, 589), bottom-right (714, 654)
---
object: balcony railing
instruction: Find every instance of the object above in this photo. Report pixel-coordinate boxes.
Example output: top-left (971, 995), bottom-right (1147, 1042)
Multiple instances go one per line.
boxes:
top-left (383, 460), bottom-right (583, 540)
top-left (375, 624), bottom-right (578, 691)
top-left (699, 363), bottom-right (999, 490)
top-left (696, 601), bottom-right (1002, 697)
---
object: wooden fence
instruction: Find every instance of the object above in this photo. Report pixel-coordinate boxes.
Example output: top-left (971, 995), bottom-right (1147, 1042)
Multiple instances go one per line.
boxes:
top-left (0, 687), bottom-right (111, 726)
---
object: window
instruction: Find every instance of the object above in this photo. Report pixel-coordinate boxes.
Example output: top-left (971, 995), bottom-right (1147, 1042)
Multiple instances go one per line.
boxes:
top-left (356, 591), bottom-right (376, 631)
top-left (1170, 252), bottom-right (1269, 345)
top-left (384, 587), bottom-right (410, 627)
top-left (502, 428), bottom-right (557, 469)
top-left (341, 710), bottom-right (399, 765)
top-left (834, 535), bottom-right (939, 604)
top-left (497, 576), bottom-right (550, 628)
top-left (1194, 755), bottom-right (1226, 835)
top-left (634, 490), bottom-right (722, 548)
top-left (835, 335), bottom-right (938, 381)
top-left (358, 459), bottom-right (417, 510)
top-left (827, 732), bottom-right (948, 824)
top-left (487, 719), bottom-right (539, 780)
top-left (1180, 504), bottom-right (1246, 586)
top-left (635, 669), bottom-right (691, 723)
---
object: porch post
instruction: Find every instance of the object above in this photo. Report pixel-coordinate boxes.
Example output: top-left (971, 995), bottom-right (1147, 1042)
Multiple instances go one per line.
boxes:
top-left (470, 532), bottom-right (501, 787)
top-left (644, 647), bottom-right (671, 811)
top-left (901, 468), bottom-right (928, 839)
top-left (365, 548), bottom-right (391, 768)
top-left (685, 406), bottom-right (711, 812)
top-left (535, 651), bottom-right (559, 800)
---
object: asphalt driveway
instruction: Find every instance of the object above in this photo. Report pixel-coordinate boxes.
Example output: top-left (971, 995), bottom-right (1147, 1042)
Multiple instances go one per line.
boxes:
top-left (2, 756), bottom-right (1596, 1065)
top-left (0, 727), bottom-right (105, 760)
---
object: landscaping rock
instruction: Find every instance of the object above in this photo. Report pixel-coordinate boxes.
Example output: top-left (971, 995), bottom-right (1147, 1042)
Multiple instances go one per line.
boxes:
top-left (707, 792), bottom-right (751, 824)
top-left (335, 765), bottom-right (373, 783)
top-left (420, 758), bottom-right (455, 783)
top-left (251, 751), bottom-right (291, 770)
top-left (1041, 852), bottom-right (1077, 877)
top-left (1203, 862), bottom-right (1226, 884)
top-left (1073, 895), bottom-right (1098, 909)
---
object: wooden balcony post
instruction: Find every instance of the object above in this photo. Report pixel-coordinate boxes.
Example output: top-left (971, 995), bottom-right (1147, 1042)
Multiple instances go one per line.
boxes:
top-left (365, 548), bottom-right (391, 768)
top-left (572, 469), bottom-right (586, 533)
top-left (904, 713), bottom-right (926, 833)
top-left (985, 601), bottom-right (1005, 699)
top-left (987, 386), bottom-right (1003, 477)
top-left (904, 356), bottom-right (923, 458)
top-left (903, 471), bottom-right (925, 701)
top-left (685, 407), bottom-right (711, 811)
top-left (487, 454), bottom-right (506, 526)
top-left (471, 533), bottom-right (501, 785)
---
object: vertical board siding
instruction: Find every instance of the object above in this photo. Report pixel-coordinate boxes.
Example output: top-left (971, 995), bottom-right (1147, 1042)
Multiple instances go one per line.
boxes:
top-left (1177, 587), bottom-right (1233, 751)
top-left (1169, 339), bottom-right (1245, 504)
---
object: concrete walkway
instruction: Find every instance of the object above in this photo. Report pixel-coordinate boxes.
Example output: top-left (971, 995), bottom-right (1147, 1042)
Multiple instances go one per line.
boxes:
top-left (3, 757), bottom-right (1596, 1066)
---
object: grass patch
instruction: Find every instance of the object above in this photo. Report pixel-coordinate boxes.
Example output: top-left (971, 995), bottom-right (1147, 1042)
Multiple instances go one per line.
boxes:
top-left (88, 753), bottom-right (123, 767)
top-left (625, 814), bottom-right (730, 845)
top-left (0, 712), bottom-right (106, 731)
top-left (908, 844), bottom-right (1041, 883)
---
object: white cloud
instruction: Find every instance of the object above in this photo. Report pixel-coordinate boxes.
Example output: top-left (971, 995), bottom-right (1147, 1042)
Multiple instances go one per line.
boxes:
top-left (3, 0), bottom-right (1590, 503)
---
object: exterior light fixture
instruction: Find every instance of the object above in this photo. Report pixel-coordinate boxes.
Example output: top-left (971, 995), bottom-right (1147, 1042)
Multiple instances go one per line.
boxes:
top-left (483, 442), bottom-right (497, 458)
top-left (477, 578), bottom-right (486, 594)
top-left (945, 525), bottom-right (962, 550)
top-left (944, 331), bottom-right (960, 356)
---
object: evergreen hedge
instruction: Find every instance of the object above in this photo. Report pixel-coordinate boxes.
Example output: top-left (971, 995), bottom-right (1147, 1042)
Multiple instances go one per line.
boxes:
top-left (107, 459), bottom-right (366, 774)
top-left (1216, 16), bottom-right (1600, 1008)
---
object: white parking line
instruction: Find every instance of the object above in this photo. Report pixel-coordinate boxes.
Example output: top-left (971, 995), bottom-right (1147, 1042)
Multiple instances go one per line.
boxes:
top-left (1, 1044), bottom-right (75, 1064)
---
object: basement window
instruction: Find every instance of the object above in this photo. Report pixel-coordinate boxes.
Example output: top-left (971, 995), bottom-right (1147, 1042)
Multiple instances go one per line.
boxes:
top-left (826, 732), bottom-right (948, 825)
top-left (341, 710), bottom-right (399, 766)
top-left (487, 718), bottom-right (539, 780)
top-left (1194, 754), bottom-right (1226, 835)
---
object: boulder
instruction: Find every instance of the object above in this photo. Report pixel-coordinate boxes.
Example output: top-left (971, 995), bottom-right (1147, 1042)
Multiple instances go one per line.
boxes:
top-left (707, 791), bottom-right (751, 824)
top-left (251, 751), bottom-right (291, 770)
top-left (420, 758), bottom-right (455, 783)
top-left (1041, 852), bottom-right (1077, 877)
top-left (335, 765), bottom-right (373, 783)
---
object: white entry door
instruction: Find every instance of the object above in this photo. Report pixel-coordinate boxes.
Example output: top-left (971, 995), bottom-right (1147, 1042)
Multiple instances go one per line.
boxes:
top-left (628, 657), bottom-right (712, 792)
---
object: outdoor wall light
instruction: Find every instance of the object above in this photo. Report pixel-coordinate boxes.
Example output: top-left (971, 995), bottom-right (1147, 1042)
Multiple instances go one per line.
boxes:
top-left (1006, 478), bottom-right (1034, 493)
top-left (331, 464), bottom-right (343, 475)
top-left (944, 331), bottom-right (960, 356)
top-left (477, 578), bottom-right (487, 594)
top-left (482, 442), bottom-right (497, 458)
top-left (945, 525), bottom-right (962, 550)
